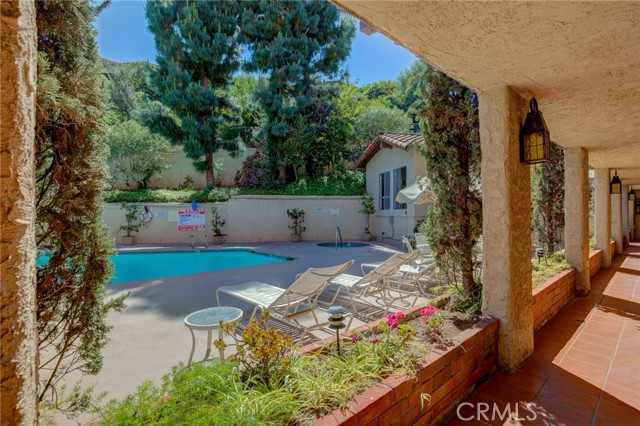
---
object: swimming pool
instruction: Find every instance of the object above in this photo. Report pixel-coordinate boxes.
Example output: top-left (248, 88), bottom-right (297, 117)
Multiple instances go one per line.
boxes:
top-left (38, 250), bottom-right (292, 284)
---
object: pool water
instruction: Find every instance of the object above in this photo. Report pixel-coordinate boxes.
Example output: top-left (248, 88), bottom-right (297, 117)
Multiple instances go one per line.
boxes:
top-left (38, 250), bottom-right (291, 284)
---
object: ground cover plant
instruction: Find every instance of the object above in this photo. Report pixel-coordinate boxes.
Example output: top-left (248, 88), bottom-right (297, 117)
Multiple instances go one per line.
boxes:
top-left (104, 188), bottom-right (234, 203)
top-left (96, 308), bottom-right (480, 426)
top-left (531, 251), bottom-right (572, 288)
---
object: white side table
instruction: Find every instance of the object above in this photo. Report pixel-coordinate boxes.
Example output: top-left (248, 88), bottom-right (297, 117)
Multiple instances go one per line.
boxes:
top-left (184, 306), bottom-right (243, 365)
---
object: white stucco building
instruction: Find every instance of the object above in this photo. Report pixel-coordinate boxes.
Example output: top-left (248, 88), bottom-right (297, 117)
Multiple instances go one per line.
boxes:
top-left (354, 132), bottom-right (428, 240)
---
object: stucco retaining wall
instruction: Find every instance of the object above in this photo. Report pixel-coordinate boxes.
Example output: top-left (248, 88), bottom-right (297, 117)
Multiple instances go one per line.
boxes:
top-left (103, 196), bottom-right (366, 244)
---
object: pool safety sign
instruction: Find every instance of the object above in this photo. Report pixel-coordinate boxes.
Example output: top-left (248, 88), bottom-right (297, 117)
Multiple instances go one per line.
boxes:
top-left (177, 208), bottom-right (206, 231)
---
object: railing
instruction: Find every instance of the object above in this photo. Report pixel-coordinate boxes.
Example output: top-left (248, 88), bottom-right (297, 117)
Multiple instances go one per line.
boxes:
top-left (188, 234), bottom-right (194, 248)
top-left (202, 234), bottom-right (208, 249)
top-left (335, 226), bottom-right (344, 250)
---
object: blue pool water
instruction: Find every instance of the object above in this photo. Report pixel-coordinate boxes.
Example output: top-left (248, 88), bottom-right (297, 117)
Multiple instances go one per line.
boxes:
top-left (38, 250), bottom-right (291, 284)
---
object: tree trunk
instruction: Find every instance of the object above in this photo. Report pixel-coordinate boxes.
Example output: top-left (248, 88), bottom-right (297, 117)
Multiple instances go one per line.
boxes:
top-left (206, 152), bottom-right (215, 188)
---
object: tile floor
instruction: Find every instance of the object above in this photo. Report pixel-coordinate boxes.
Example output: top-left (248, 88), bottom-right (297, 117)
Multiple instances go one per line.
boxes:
top-left (445, 243), bottom-right (640, 426)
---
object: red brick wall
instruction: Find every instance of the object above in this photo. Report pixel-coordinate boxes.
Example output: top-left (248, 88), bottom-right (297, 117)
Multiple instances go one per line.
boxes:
top-left (532, 250), bottom-right (604, 333)
top-left (532, 269), bottom-right (576, 333)
top-left (310, 318), bottom-right (499, 426)
top-left (589, 250), bottom-right (602, 277)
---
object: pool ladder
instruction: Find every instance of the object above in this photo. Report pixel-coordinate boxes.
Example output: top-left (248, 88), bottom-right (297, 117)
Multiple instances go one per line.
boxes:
top-left (335, 226), bottom-right (344, 250)
top-left (188, 234), bottom-right (208, 249)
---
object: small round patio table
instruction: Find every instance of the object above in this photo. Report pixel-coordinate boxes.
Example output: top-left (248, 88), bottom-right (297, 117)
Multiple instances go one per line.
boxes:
top-left (184, 306), bottom-right (243, 365)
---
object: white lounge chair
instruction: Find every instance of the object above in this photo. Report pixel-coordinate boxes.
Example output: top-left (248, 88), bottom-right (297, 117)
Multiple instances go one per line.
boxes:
top-left (414, 232), bottom-right (432, 256)
top-left (329, 251), bottom-right (421, 315)
top-left (361, 237), bottom-right (433, 276)
top-left (216, 260), bottom-right (354, 335)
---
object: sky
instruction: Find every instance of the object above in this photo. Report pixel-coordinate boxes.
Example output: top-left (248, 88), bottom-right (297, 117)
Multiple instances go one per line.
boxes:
top-left (95, 0), bottom-right (417, 86)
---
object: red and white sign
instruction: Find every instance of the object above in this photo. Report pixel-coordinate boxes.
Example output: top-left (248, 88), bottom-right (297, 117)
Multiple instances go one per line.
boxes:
top-left (177, 208), bottom-right (206, 231)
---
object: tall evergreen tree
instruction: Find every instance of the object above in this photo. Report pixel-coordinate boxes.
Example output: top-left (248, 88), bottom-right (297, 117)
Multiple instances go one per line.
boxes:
top-left (418, 67), bottom-right (482, 303)
top-left (35, 0), bottom-right (126, 416)
top-left (532, 142), bottom-right (565, 254)
top-left (241, 0), bottom-right (355, 183)
top-left (145, 1), bottom-right (243, 187)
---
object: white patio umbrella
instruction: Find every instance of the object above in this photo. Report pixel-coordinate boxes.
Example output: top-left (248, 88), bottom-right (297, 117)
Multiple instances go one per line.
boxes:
top-left (395, 177), bottom-right (435, 205)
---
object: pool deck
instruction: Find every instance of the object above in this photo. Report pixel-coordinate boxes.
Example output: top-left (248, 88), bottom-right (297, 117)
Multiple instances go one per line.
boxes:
top-left (61, 240), bottom-right (414, 423)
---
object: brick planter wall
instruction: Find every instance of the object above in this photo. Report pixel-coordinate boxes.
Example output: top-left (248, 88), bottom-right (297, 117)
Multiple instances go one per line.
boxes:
top-left (309, 317), bottom-right (499, 426)
top-left (532, 249), bottom-right (604, 333)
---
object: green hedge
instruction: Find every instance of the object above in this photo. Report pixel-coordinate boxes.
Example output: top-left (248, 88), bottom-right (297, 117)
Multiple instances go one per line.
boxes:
top-left (104, 188), bottom-right (233, 203)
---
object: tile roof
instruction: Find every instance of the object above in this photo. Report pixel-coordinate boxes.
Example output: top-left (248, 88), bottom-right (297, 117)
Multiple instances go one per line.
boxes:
top-left (354, 132), bottom-right (425, 168)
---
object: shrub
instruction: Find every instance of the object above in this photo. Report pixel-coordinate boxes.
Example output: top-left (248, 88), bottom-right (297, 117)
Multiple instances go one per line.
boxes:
top-left (234, 152), bottom-right (266, 188)
top-left (287, 209), bottom-right (306, 235)
top-left (105, 188), bottom-right (233, 203)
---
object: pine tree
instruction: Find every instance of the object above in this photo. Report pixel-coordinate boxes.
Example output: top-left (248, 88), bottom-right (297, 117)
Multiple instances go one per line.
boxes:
top-left (417, 66), bottom-right (482, 303)
top-left (35, 0), bottom-right (126, 416)
top-left (532, 142), bottom-right (565, 254)
top-left (145, 1), bottom-right (243, 187)
top-left (241, 0), bottom-right (355, 183)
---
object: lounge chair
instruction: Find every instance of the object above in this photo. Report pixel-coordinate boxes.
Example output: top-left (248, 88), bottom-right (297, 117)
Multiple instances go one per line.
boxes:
top-left (216, 260), bottom-right (354, 334)
top-left (414, 232), bottom-right (432, 255)
top-left (328, 251), bottom-right (421, 315)
top-left (360, 237), bottom-right (433, 275)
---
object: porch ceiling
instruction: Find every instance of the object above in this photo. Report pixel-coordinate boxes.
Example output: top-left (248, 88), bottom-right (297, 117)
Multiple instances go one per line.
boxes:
top-left (334, 1), bottom-right (640, 181)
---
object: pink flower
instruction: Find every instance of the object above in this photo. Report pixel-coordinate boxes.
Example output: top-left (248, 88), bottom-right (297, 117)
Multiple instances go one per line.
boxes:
top-left (371, 337), bottom-right (380, 344)
top-left (387, 314), bottom-right (400, 329)
top-left (394, 311), bottom-right (406, 320)
top-left (351, 335), bottom-right (360, 344)
top-left (421, 306), bottom-right (438, 317)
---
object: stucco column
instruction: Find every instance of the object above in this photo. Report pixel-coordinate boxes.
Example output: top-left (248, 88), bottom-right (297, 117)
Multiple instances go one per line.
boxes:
top-left (594, 169), bottom-right (612, 268)
top-left (479, 86), bottom-right (533, 371)
top-left (629, 198), bottom-right (636, 242)
top-left (611, 188), bottom-right (623, 255)
top-left (0, 2), bottom-right (38, 425)
top-left (621, 185), bottom-right (629, 245)
top-left (563, 148), bottom-right (590, 295)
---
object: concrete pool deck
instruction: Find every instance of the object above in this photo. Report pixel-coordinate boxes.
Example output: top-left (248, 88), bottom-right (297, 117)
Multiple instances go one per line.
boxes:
top-left (59, 240), bottom-right (428, 424)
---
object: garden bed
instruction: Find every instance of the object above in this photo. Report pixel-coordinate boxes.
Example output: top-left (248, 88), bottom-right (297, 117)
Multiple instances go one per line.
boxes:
top-left (95, 305), bottom-right (496, 426)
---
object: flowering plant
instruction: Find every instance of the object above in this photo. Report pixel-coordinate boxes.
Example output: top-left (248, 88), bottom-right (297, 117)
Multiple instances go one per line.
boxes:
top-left (420, 305), bottom-right (445, 341)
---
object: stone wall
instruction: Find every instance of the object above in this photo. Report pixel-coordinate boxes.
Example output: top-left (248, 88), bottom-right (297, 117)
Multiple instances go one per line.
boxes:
top-left (103, 196), bottom-right (366, 244)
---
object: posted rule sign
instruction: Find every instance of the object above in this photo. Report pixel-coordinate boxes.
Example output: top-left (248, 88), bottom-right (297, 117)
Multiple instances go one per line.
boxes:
top-left (177, 209), bottom-right (206, 231)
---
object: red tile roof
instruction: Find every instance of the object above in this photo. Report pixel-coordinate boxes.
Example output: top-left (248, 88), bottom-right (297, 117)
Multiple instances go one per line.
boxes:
top-left (354, 132), bottom-right (425, 169)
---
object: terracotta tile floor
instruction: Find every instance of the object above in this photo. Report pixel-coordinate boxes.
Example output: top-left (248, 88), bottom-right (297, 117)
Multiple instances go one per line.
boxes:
top-left (444, 243), bottom-right (640, 426)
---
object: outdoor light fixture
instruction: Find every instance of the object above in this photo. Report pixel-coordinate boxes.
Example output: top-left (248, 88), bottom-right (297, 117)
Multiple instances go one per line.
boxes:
top-left (535, 247), bottom-right (546, 264)
top-left (610, 170), bottom-right (622, 194)
top-left (328, 305), bottom-right (346, 355)
top-left (519, 97), bottom-right (550, 164)
top-left (630, 186), bottom-right (636, 201)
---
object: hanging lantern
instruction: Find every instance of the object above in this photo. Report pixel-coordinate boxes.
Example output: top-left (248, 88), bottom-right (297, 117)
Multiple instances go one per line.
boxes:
top-left (610, 171), bottom-right (622, 194)
top-left (520, 97), bottom-right (550, 164)
top-left (629, 187), bottom-right (636, 201)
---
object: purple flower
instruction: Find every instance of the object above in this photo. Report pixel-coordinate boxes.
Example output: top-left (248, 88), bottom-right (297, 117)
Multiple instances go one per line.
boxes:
top-left (351, 335), bottom-right (360, 344)
top-left (371, 337), bottom-right (380, 344)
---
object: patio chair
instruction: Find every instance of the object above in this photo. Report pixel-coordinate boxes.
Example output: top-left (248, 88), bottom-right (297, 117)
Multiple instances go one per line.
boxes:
top-left (414, 232), bottom-right (432, 255)
top-left (360, 237), bottom-right (433, 275)
top-left (328, 251), bottom-right (421, 316)
top-left (216, 260), bottom-right (354, 336)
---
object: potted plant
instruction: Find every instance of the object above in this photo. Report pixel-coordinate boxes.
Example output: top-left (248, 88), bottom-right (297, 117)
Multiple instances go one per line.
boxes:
top-left (359, 195), bottom-right (376, 241)
top-left (287, 208), bottom-right (306, 242)
top-left (211, 207), bottom-right (226, 244)
top-left (119, 202), bottom-right (141, 245)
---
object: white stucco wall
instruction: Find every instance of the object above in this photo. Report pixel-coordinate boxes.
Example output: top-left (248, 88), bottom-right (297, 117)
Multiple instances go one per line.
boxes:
top-left (111, 148), bottom-right (255, 189)
top-left (103, 196), bottom-right (366, 244)
top-left (364, 146), bottom-right (428, 240)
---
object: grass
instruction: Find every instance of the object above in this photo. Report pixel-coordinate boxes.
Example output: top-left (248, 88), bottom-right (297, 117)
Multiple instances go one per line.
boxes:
top-left (531, 251), bottom-right (572, 288)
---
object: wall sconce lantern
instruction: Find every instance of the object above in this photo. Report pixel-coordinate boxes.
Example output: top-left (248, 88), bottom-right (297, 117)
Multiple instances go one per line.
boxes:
top-left (520, 97), bottom-right (550, 164)
top-left (610, 170), bottom-right (622, 194)
top-left (629, 186), bottom-right (636, 201)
